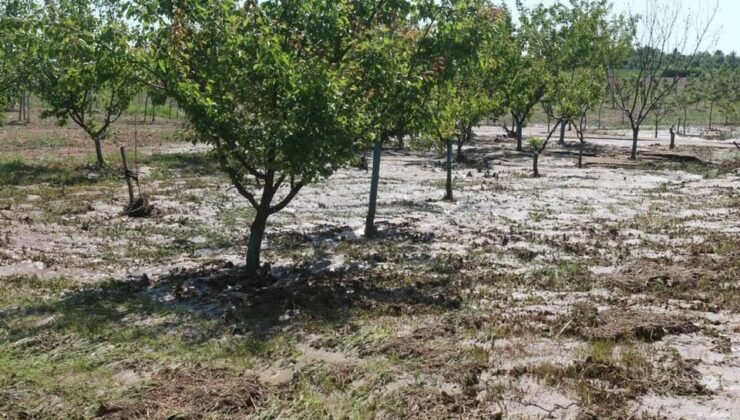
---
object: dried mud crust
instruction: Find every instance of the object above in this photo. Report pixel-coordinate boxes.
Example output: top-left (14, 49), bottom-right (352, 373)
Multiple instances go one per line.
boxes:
top-left (1, 125), bottom-right (739, 419)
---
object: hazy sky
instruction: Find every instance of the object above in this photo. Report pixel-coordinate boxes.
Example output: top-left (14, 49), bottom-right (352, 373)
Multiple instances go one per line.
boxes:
top-left (504, 0), bottom-right (738, 55)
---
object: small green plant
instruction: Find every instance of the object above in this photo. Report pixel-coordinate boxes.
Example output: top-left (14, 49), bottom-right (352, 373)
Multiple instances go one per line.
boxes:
top-left (527, 136), bottom-right (545, 149)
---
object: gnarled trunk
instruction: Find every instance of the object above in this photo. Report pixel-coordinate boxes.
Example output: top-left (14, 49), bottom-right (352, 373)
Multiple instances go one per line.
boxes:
top-left (532, 152), bottom-right (540, 178)
top-left (669, 125), bottom-right (676, 150)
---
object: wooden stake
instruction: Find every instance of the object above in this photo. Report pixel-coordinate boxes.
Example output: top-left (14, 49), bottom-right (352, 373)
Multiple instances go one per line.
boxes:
top-left (120, 146), bottom-right (135, 207)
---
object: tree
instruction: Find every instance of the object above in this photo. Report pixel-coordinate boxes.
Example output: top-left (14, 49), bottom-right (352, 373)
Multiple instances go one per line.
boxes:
top-left (500, 0), bottom-right (590, 153)
top-left (651, 83), bottom-right (674, 137)
top-left (718, 65), bottom-right (739, 125)
top-left (521, 0), bottom-right (614, 176)
top-left (700, 64), bottom-right (739, 128)
top-left (0, 0), bottom-right (36, 125)
top-left (31, 0), bottom-right (139, 167)
top-left (674, 78), bottom-right (700, 134)
top-left (500, 2), bottom-right (555, 152)
top-left (0, 8), bottom-right (14, 123)
top-left (146, 89), bottom-right (167, 122)
top-left (607, 0), bottom-right (716, 159)
top-left (420, 0), bottom-right (507, 200)
top-left (699, 66), bottom-right (726, 130)
top-left (452, 3), bottom-right (509, 163)
top-left (357, 0), bottom-right (450, 237)
top-left (138, 0), bottom-right (388, 274)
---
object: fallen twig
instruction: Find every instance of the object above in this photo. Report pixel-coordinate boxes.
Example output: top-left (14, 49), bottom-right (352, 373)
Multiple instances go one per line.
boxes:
top-left (522, 401), bottom-right (579, 419)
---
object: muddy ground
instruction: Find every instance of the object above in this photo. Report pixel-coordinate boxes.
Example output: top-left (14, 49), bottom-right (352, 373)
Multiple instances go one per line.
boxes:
top-left (1, 120), bottom-right (739, 419)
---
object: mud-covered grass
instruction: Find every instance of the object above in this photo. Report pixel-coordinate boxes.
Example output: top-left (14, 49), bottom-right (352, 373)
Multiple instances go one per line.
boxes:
top-left (1, 124), bottom-right (739, 418)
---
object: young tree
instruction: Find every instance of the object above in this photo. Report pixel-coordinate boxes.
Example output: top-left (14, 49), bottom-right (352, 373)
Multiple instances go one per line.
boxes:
top-left (571, 71), bottom-right (609, 168)
top-left (425, 82), bottom-right (461, 201)
top-left (674, 78), bottom-right (700, 134)
top-left (31, 0), bottom-right (139, 167)
top-left (500, 2), bottom-right (555, 152)
top-left (357, 0), bottom-right (450, 237)
top-left (138, 0), bottom-right (393, 274)
top-left (146, 89), bottom-right (167, 122)
top-left (421, 0), bottom-right (507, 200)
top-left (718, 65), bottom-right (739, 125)
top-left (699, 65), bottom-right (726, 130)
top-left (651, 84), bottom-right (674, 137)
top-left (0, 0), bottom-right (36, 125)
top-left (0, 10), bottom-right (14, 123)
top-left (606, 0), bottom-right (716, 159)
top-left (530, 0), bottom-right (615, 176)
top-left (451, 3), bottom-right (509, 163)
top-left (701, 64), bottom-right (738, 129)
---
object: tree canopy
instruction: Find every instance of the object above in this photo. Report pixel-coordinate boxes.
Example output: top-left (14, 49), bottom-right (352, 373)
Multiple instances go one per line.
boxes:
top-left (29, 0), bottom-right (140, 166)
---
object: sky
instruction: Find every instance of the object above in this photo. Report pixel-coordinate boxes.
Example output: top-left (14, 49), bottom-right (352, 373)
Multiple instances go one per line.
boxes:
top-left (504, 0), bottom-right (739, 55)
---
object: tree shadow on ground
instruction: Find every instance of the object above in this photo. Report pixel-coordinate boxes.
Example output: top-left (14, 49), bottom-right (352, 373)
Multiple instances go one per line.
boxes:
top-left (140, 151), bottom-right (222, 176)
top-left (2, 253), bottom-right (458, 352)
top-left (0, 160), bottom-right (113, 187)
top-left (0, 255), bottom-right (461, 418)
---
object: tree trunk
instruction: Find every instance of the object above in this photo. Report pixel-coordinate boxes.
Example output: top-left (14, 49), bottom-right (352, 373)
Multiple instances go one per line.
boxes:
top-left (444, 138), bottom-right (453, 201)
top-left (630, 126), bottom-right (639, 160)
top-left (683, 104), bottom-right (688, 135)
top-left (456, 123), bottom-right (473, 162)
top-left (143, 96), bottom-right (148, 121)
top-left (364, 137), bottom-right (384, 237)
top-left (456, 136), bottom-right (464, 162)
top-left (677, 118), bottom-right (682, 138)
top-left (532, 152), bottom-right (540, 177)
top-left (120, 147), bottom-right (135, 206)
top-left (558, 120), bottom-right (566, 144)
top-left (578, 141), bottom-right (584, 168)
top-left (25, 93), bottom-right (30, 122)
top-left (515, 120), bottom-right (523, 152)
top-left (654, 115), bottom-right (659, 138)
top-left (597, 103), bottom-right (603, 129)
top-left (246, 208), bottom-right (269, 275)
top-left (93, 135), bottom-right (106, 167)
top-left (708, 100), bottom-right (713, 130)
top-left (669, 125), bottom-right (676, 150)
